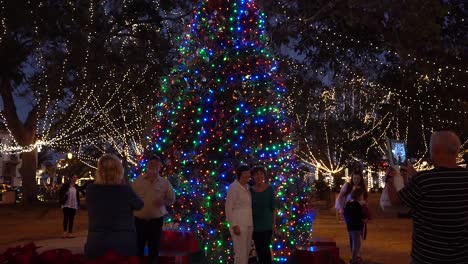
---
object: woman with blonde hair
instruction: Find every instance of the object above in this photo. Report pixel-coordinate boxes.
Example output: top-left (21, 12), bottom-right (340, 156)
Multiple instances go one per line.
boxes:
top-left (85, 153), bottom-right (143, 259)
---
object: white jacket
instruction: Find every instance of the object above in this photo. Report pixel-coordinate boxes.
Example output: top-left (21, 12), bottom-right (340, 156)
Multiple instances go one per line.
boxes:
top-left (225, 180), bottom-right (253, 227)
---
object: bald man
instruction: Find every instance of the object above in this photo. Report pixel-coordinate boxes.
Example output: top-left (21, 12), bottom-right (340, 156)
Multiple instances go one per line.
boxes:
top-left (386, 131), bottom-right (468, 264)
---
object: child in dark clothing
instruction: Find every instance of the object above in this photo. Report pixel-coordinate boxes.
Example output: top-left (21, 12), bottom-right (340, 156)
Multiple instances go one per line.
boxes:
top-left (344, 188), bottom-right (367, 264)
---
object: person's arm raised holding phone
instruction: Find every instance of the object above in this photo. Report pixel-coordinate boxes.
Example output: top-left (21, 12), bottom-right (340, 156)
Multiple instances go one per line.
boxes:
top-left (384, 131), bottom-right (468, 264)
top-left (385, 162), bottom-right (418, 206)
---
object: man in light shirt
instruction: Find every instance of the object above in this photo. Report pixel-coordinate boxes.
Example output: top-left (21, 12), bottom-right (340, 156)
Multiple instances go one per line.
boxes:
top-left (225, 164), bottom-right (253, 264)
top-left (132, 155), bottom-right (176, 264)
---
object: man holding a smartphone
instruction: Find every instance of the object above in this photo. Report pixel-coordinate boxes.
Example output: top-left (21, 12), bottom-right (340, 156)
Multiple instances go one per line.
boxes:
top-left (385, 131), bottom-right (468, 264)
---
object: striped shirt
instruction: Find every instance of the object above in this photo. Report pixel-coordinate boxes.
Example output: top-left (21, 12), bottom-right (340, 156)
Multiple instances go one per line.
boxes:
top-left (398, 167), bottom-right (468, 264)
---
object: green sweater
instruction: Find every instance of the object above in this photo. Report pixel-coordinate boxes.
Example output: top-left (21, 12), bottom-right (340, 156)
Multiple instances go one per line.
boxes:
top-left (251, 185), bottom-right (276, 232)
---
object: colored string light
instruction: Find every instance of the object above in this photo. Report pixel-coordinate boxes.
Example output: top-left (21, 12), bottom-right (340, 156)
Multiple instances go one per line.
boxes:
top-left (132, 0), bottom-right (312, 262)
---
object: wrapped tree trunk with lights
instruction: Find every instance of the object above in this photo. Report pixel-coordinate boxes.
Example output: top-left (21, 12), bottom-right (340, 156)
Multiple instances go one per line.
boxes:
top-left (0, 85), bottom-right (41, 204)
top-left (132, 0), bottom-right (313, 262)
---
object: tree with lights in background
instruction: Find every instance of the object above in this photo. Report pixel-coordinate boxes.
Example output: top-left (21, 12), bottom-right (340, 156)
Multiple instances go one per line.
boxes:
top-left (132, 0), bottom-right (313, 262)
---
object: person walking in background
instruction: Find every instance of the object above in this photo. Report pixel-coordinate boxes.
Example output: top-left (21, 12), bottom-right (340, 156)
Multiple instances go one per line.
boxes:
top-left (59, 174), bottom-right (83, 238)
top-left (385, 131), bottom-right (468, 264)
top-left (40, 170), bottom-right (50, 186)
top-left (84, 153), bottom-right (143, 259)
top-left (225, 164), bottom-right (253, 264)
top-left (250, 166), bottom-right (276, 264)
top-left (132, 155), bottom-right (176, 264)
top-left (344, 188), bottom-right (367, 264)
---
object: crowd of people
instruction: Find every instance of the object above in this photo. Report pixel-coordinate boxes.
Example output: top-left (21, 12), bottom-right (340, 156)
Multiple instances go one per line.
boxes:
top-left (55, 130), bottom-right (468, 264)
top-left (58, 154), bottom-right (175, 264)
top-left (58, 155), bottom-right (278, 264)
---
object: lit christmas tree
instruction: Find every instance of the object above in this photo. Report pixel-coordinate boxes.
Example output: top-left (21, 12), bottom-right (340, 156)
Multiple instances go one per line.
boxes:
top-left (132, 0), bottom-right (314, 262)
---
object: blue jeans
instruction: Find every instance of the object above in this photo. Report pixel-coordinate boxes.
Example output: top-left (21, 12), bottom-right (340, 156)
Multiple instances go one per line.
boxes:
top-left (348, 230), bottom-right (362, 261)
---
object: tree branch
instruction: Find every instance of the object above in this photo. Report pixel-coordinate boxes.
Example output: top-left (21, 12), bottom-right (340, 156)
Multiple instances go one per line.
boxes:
top-left (111, 33), bottom-right (143, 39)
top-left (129, 10), bottom-right (192, 25)
top-left (303, 0), bottom-right (344, 23)
top-left (0, 78), bottom-right (27, 144)
top-left (23, 103), bottom-right (44, 136)
top-left (43, 100), bottom-right (80, 138)
top-left (160, 11), bottom-right (192, 21)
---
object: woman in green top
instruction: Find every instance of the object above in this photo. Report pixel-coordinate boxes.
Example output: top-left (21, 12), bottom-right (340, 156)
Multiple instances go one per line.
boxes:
top-left (251, 166), bottom-right (277, 264)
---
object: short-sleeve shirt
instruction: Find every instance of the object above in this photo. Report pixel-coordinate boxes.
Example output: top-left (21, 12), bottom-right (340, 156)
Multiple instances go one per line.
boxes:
top-left (63, 186), bottom-right (78, 209)
top-left (398, 167), bottom-right (468, 264)
top-left (131, 175), bottom-right (176, 220)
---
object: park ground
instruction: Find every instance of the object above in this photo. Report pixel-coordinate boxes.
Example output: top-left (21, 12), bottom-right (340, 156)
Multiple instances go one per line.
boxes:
top-left (0, 193), bottom-right (411, 263)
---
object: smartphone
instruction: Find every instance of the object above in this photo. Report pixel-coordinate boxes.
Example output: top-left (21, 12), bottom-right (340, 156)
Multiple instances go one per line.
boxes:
top-left (387, 138), bottom-right (407, 167)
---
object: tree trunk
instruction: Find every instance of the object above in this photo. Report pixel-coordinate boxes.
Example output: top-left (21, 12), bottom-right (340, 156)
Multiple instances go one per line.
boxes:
top-left (19, 149), bottom-right (38, 205)
top-left (18, 126), bottom-right (39, 205)
top-left (1, 78), bottom-right (40, 205)
top-left (17, 125), bottom-right (38, 206)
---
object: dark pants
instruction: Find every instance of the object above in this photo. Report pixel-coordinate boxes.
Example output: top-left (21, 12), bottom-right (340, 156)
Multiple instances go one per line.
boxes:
top-left (62, 207), bottom-right (76, 233)
top-left (252, 231), bottom-right (273, 264)
top-left (135, 216), bottom-right (164, 264)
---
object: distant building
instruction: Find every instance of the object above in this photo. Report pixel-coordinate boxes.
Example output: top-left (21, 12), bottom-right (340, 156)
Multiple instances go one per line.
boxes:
top-left (0, 128), bottom-right (22, 187)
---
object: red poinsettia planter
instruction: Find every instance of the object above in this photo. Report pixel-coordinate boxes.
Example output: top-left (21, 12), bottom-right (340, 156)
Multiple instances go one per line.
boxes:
top-left (0, 243), bottom-right (139, 264)
top-left (0, 243), bottom-right (39, 264)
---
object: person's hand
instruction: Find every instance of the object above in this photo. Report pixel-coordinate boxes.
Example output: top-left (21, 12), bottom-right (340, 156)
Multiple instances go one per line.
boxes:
top-left (401, 162), bottom-right (418, 178)
top-left (337, 208), bottom-right (344, 221)
top-left (385, 167), bottom-right (399, 184)
top-left (272, 225), bottom-right (278, 236)
top-left (233, 226), bottom-right (241, 235)
top-left (386, 167), bottom-right (398, 177)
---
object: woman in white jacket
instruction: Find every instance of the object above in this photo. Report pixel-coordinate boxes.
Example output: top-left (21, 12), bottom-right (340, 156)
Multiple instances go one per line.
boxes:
top-left (225, 165), bottom-right (253, 264)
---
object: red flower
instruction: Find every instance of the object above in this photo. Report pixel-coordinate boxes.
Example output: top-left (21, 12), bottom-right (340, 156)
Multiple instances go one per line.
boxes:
top-left (0, 243), bottom-right (38, 264)
top-left (1, 244), bottom-right (138, 264)
top-left (38, 248), bottom-right (75, 264)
